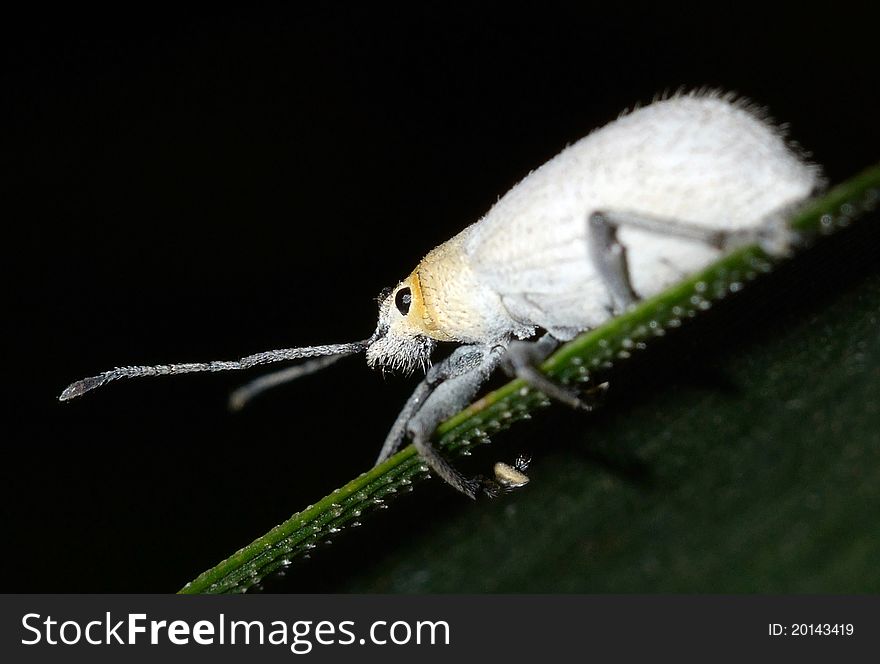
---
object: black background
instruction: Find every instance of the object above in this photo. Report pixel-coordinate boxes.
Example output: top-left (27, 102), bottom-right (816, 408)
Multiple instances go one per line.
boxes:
top-left (6, 5), bottom-right (880, 592)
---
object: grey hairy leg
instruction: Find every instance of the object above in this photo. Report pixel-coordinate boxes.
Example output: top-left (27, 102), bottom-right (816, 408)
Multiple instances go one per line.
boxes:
top-left (375, 380), bottom-right (432, 465)
top-left (587, 209), bottom-right (732, 312)
top-left (504, 333), bottom-right (597, 410)
top-left (376, 345), bottom-right (503, 465)
top-left (403, 345), bottom-right (507, 498)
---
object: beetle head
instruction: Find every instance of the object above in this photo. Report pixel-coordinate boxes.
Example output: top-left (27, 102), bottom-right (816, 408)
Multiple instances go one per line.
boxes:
top-left (366, 278), bottom-right (437, 374)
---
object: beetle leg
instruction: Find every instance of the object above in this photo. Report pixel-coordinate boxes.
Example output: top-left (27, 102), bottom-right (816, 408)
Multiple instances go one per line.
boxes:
top-left (376, 345), bottom-right (492, 465)
top-left (504, 333), bottom-right (606, 411)
top-left (587, 210), bottom-right (641, 312)
top-left (375, 378), bottom-right (433, 465)
top-left (410, 427), bottom-right (483, 499)
top-left (400, 345), bottom-right (506, 498)
top-left (587, 209), bottom-right (735, 312)
top-left (585, 207), bottom-right (805, 312)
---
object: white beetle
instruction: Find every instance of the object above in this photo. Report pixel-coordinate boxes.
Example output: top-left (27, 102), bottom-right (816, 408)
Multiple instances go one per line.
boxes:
top-left (60, 91), bottom-right (823, 498)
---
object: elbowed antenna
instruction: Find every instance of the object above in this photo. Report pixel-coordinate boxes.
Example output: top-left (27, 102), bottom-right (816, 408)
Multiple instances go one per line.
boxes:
top-left (58, 340), bottom-right (371, 402)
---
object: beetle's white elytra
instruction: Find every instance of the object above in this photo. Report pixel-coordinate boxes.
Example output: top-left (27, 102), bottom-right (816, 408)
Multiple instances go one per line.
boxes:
top-left (61, 90), bottom-right (823, 498)
top-left (377, 91), bottom-right (822, 349)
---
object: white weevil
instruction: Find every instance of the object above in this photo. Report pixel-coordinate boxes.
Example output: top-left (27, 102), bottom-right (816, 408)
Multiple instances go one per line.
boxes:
top-left (60, 91), bottom-right (823, 498)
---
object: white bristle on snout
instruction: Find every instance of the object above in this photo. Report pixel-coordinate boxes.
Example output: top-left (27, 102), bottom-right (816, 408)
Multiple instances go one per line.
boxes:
top-left (58, 341), bottom-right (370, 402)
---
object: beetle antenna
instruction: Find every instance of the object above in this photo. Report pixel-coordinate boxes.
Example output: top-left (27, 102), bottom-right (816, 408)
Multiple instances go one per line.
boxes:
top-left (58, 340), bottom-right (370, 402)
top-left (228, 354), bottom-right (348, 412)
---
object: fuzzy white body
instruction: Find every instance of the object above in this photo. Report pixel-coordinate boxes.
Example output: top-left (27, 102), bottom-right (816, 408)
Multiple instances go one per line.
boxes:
top-left (422, 93), bottom-right (823, 343)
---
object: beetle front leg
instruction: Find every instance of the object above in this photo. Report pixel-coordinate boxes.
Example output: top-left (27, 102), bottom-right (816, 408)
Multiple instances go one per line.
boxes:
top-left (402, 345), bottom-right (506, 498)
top-left (376, 345), bottom-right (492, 465)
top-left (375, 379), bottom-right (433, 465)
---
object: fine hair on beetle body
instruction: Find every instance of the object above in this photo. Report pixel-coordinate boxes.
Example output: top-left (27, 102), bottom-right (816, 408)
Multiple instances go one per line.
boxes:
top-left (60, 89), bottom-right (825, 499)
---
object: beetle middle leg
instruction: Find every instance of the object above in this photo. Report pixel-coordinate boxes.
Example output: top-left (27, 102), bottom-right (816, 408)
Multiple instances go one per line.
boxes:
top-left (504, 332), bottom-right (601, 411)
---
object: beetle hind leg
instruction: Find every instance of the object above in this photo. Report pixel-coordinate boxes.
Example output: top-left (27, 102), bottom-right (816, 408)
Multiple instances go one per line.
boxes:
top-left (585, 208), bottom-right (796, 312)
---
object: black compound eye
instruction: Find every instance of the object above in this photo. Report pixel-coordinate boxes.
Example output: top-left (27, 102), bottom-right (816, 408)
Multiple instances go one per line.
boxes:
top-left (394, 287), bottom-right (412, 315)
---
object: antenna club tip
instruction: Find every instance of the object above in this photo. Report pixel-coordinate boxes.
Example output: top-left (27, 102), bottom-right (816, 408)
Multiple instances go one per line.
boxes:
top-left (58, 383), bottom-right (82, 402)
top-left (58, 376), bottom-right (103, 402)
